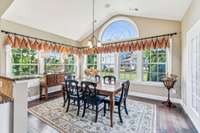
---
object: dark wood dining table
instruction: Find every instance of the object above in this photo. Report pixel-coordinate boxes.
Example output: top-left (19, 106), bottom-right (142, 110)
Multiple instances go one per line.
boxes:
top-left (62, 79), bottom-right (122, 127)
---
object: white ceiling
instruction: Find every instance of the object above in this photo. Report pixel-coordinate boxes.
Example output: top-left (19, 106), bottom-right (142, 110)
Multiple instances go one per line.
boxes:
top-left (2, 0), bottom-right (191, 41)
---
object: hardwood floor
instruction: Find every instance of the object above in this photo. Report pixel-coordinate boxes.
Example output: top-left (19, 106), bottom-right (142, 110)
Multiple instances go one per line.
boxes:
top-left (28, 92), bottom-right (198, 133)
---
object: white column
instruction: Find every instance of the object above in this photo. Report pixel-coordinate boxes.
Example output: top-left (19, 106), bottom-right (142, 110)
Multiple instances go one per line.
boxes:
top-left (137, 51), bottom-right (143, 81)
top-left (115, 53), bottom-right (119, 80)
top-left (38, 52), bottom-right (44, 74)
top-left (167, 37), bottom-right (173, 74)
top-left (5, 45), bottom-right (12, 77)
top-left (76, 55), bottom-right (81, 79)
top-left (13, 80), bottom-right (28, 133)
top-left (97, 54), bottom-right (101, 71)
top-left (80, 55), bottom-right (87, 79)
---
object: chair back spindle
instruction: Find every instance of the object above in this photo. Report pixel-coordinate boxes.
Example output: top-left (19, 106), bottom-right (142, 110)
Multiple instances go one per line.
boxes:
top-left (119, 80), bottom-right (130, 103)
top-left (103, 76), bottom-right (116, 84)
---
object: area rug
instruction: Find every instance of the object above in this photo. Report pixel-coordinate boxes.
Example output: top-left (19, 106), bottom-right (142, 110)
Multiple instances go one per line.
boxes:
top-left (29, 98), bottom-right (156, 133)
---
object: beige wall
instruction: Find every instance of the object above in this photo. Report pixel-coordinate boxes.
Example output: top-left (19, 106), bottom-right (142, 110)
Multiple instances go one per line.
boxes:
top-left (81, 15), bottom-right (181, 99)
top-left (181, 0), bottom-right (200, 103)
top-left (0, 19), bottom-right (79, 74)
top-left (0, 0), bottom-right (13, 17)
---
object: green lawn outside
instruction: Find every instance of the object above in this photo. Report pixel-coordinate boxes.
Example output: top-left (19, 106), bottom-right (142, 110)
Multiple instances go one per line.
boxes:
top-left (119, 71), bottom-right (137, 80)
top-left (100, 71), bottom-right (148, 81)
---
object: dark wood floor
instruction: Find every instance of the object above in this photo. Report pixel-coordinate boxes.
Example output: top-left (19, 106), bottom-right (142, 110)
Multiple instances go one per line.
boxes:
top-left (28, 92), bottom-right (198, 133)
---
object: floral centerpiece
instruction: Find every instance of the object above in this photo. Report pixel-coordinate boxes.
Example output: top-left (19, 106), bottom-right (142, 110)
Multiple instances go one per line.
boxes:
top-left (84, 68), bottom-right (99, 80)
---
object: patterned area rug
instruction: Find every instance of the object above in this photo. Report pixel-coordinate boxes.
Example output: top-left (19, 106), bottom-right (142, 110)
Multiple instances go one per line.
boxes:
top-left (29, 98), bottom-right (156, 133)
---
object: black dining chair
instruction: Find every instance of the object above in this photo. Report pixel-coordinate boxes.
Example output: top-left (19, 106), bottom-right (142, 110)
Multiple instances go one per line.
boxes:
top-left (64, 79), bottom-right (83, 116)
top-left (81, 81), bottom-right (106, 122)
top-left (103, 80), bottom-right (130, 123)
top-left (95, 75), bottom-right (101, 82)
top-left (65, 74), bottom-right (75, 80)
top-left (103, 75), bottom-right (116, 84)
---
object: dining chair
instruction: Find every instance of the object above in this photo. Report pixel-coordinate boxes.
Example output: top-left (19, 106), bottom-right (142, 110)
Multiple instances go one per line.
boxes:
top-left (103, 80), bottom-right (130, 123)
top-left (64, 79), bottom-right (83, 116)
top-left (103, 75), bottom-right (116, 84)
top-left (95, 75), bottom-right (101, 82)
top-left (81, 81), bottom-right (105, 122)
top-left (65, 74), bottom-right (75, 80)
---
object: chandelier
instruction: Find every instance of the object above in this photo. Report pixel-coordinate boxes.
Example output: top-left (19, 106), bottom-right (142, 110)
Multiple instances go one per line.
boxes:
top-left (87, 0), bottom-right (101, 48)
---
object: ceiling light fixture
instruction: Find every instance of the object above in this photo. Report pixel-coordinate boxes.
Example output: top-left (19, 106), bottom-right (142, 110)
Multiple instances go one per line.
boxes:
top-left (87, 0), bottom-right (101, 48)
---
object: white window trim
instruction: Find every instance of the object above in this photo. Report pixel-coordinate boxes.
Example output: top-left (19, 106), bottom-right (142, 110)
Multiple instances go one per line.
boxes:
top-left (93, 16), bottom-right (172, 86)
top-left (10, 48), bottom-right (40, 76)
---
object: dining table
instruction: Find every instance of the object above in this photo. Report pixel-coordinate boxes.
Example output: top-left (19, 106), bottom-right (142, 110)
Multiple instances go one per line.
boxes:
top-left (62, 78), bottom-right (123, 127)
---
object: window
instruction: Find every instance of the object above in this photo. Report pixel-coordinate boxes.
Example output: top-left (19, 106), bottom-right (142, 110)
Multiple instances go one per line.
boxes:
top-left (100, 18), bottom-right (139, 79)
top-left (187, 26), bottom-right (200, 117)
top-left (45, 53), bottom-right (63, 73)
top-left (64, 55), bottom-right (76, 74)
top-left (12, 48), bottom-right (38, 76)
top-left (143, 49), bottom-right (167, 82)
top-left (101, 53), bottom-right (115, 76)
top-left (120, 52), bottom-right (137, 80)
top-left (87, 55), bottom-right (97, 69)
top-left (101, 20), bottom-right (139, 43)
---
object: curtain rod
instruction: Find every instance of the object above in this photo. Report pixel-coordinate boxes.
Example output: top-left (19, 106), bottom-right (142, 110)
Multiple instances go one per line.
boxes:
top-left (103, 32), bottom-right (177, 45)
top-left (1, 30), bottom-right (79, 48)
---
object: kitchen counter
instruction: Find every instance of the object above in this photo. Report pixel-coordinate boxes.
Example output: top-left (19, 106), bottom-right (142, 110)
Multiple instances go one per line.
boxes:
top-left (0, 92), bottom-right (13, 104)
top-left (0, 75), bottom-right (43, 81)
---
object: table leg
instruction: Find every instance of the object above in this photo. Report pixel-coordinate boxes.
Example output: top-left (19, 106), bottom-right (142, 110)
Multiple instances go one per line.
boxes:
top-left (109, 93), bottom-right (114, 127)
top-left (45, 86), bottom-right (48, 100)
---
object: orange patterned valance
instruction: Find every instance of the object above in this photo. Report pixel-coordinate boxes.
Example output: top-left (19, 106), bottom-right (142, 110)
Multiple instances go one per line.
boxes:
top-left (81, 36), bottom-right (170, 55)
top-left (5, 35), bottom-right (81, 55)
top-left (4, 34), bottom-right (171, 55)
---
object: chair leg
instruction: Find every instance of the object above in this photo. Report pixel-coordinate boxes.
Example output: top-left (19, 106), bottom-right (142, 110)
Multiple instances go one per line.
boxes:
top-left (104, 102), bottom-right (106, 116)
top-left (82, 102), bottom-right (86, 117)
top-left (95, 105), bottom-right (98, 122)
top-left (77, 100), bottom-right (80, 116)
top-left (124, 100), bottom-right (128, 115)
top-left (118, 105), bottom-right (123, 123)
top-left (66, 98), bottom-right (70, 112)
top-left (39, 87), bottom-right (42, 99)
top-left (63, 98), bottom-right (67, 107)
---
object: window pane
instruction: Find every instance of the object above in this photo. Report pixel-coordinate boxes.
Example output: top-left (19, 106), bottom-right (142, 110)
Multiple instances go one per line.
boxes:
top-left (12, 65), bottom-right (20, 76)
top-left (30, 65), bottom-right (38, 75)
top-left (143, 49), bottom-right (167, 82)
top-left (46, 65), bottom-right (64, 73)
top-left (87, 65), bottom-right (97, 69)
top-left (87, 55), bottom-right (97, 69)
top-left (65, 65), bottom-right (76, 74)
top-left (158, 64), bottom-right (166, 73)
top-left (101, 64), bottom-right (114, 76)
top-left (158, 54), bottom-right (166, 63)
top-left (12, 48), bottom-right (39, 76)
top-left (120, 52), bottom-right (137, 80)
top-left (20, 65), bottom-right (30, 75)
top-left (150, 64), bottom-right (158, 73)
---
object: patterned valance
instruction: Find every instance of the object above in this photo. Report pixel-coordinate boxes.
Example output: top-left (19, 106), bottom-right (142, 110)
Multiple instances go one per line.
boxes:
top-left (5, 35), bottom-right (81, 55)
top-left (82, 36), bottom-right (170, 55)
top-left (4, 34), bottom-right (172, 55)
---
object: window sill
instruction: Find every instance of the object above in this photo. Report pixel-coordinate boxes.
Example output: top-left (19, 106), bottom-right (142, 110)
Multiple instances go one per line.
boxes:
top-left (120, 80), bottom-right (164, 87)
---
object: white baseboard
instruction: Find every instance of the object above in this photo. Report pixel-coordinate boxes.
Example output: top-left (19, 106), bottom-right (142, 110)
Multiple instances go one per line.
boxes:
top-left (129, 91), bottom-right (182, 104)
top-left (28, 95), bottom-right (40, 102)
top-left (28, 85), bottom-right (62, 102)
top-left (181, 103), bottom-right (200, 133)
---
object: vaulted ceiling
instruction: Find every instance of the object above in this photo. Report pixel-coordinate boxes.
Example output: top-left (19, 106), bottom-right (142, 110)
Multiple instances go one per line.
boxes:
top-left (2, 0), bottom-right (191, 41)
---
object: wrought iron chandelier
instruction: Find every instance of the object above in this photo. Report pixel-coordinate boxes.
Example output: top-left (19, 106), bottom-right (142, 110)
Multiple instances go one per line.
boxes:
top-left (87, 0), bottom-right (101, 48)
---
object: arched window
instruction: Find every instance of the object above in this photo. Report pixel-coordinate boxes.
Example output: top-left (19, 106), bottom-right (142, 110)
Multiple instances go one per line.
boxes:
top-left (101, 20), bottom-right (139, 43)
top-left (100, 18), bottom-right (139, 78)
